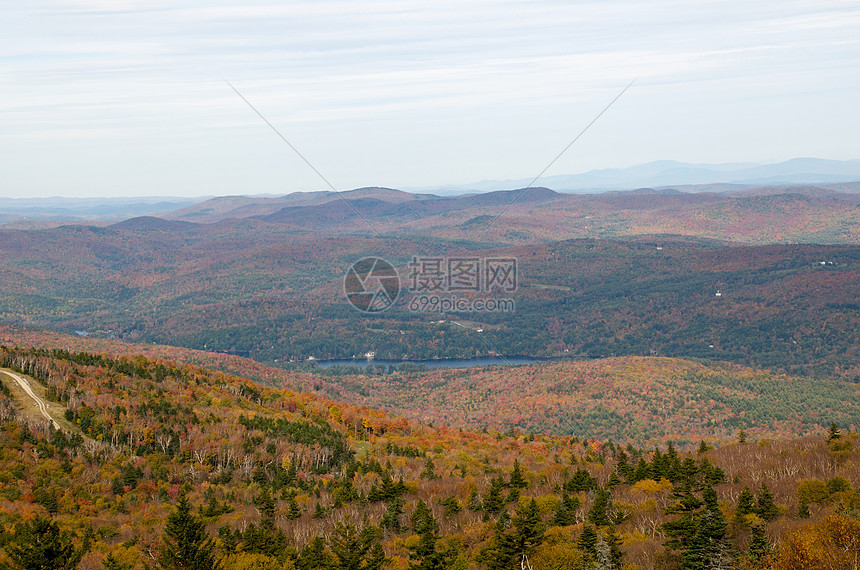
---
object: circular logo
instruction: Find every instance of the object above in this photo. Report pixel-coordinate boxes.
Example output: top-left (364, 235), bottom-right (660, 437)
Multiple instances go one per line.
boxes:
top-left (344, 257), bottom-right (400, 313)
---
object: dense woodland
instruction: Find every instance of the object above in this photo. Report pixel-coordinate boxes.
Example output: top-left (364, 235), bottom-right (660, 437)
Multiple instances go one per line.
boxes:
top-left (0, 346), bottom-right (858, 569)
top-left (0, 228), bottom-right (858, 381)
top-left (317, 357), bottom-right (860, 445)
top-left (0, 188), bottom-right (859, 568)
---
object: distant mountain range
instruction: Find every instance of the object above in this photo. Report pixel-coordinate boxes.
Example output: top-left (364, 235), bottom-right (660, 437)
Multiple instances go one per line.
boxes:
top-left (1, 158), bottom-right (859, 226)
top-left (411, 157), bottom-right (860, 194)
top-left (0, 196), bottom-right (199, 227)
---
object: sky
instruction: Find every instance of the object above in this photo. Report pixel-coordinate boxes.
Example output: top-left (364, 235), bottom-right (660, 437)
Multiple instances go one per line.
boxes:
top-left (2, 0), bottom-right (859, 198)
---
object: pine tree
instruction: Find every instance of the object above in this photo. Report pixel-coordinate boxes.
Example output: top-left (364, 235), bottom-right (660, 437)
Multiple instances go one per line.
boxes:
top-left (681, 486), bottom-right (729, 570)
top-left (755, 483), bottom-right (779, 521)
top-left (737, 428), bottom-right (747, 444)
top-left (604, 527), bottom-right (624, 569)
top-left (595, 537), bottom-right (613, 570)
top-left (827, 422), bottom-right (841, 442)
top-left (588, 488), bottom-right (613, 527)
top-left (606, 472), bottom-right (620, 488)
top-left (296, 536), bottom-right (334, 570)
top-left (5, 515), bottom-right (82, 570)
top-left (420, 457), bottom-right (437, 480)
top-left (329, 521), bottom-right (384, 570)
top-left (483, 477), bottom-right (506, 515)
top-left (508, 459), bottom-right (528, 489)
top-left (159, 489), bottom-right (221, 569)
top-left (485, 499), bottom-right (545, 570)
top-left (552, 492), bottom-right (579, 526)
top-left (733, 486), bottom-right (755, 526)
top-left (243, 487), bottom-right (288, 559)
top-left (467, 487), bottom-right (482, 511)
top-left (665, 442), bottom-right (681, 480)
top-left (381, 496), bottom-right (404, 531)
top-left (411, 499), bottom-right (433, 533)
top-left (747, 523), bottom-right (770, 561)
top-left (577, 524), bottom-right (598, 557)
top-left (253, 487), bottom-right (276, 520)
top-left (632, 458), bottom-right (651, 483)
top-left (287, 496), bottom-right (302, 520)
top-left (407, 500), bottom-right (444, 570)
top-left (365, 543), bottom-right (388, 570)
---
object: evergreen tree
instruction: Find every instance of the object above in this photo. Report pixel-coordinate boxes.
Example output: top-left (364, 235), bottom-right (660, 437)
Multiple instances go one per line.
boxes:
top-left (484, 499), bottom-right (545, 570)
top-left (253, 487), bottom-right (276, 520)
top-left (588, 488), bottom-right (613, 527)
top-left (747, 523), bottom-right (770, 561)
top-left (159, 489), bottom-right (221, 569)
top-left (552, 492), bottom-right (580, 526)
top-left (381, 496), bottom-right (404, 531)
top-left (604, 527), bottom-right (624, 569)
top-left (755, 483), bottom-right (779, 521)
top-left (5, 515), bottom-right (82, 570)
top-left (296, 536), bottom-right (334, 570)
top-left (680, 486), bottom-right (729, 570)
top-left (329, 521), bottom-right (386, 570)
top-left (483, 477), bottom-right (506, 515)
top-left (733, 486), bottom-right (755, 526)
top-left (508, 459), bottom-right (528, 489)
top-left (365, 543), bottom-right (388, 570)
top-left (737, 428), bottom-right (747, 444)
top-left (467, 487), bottom-right (482, 511)
top-left (662, 488), bottom-right (704, 552)
top-left (287, 496), bottom-right (302, 520)
top-left (411, 500), bottom-right (434, 533)
top-left (566, 468), bottom-right (598, 492)
top-left (665, 442), bottom-right (681, 481)
top-left (407, 500), bottom-right (445, 570)
top-left (736, 487), bottom-right (755, 516)
top-left (632, 458), bottom-right (651, 484)
top-left (420, 457), bottom-right (437, 480)
top-left (577, 524), bottom-right (598, 557)
top-left (827, 422), bottom-right (841, 442)
top-left (243, 487), bottom-right (288, 559)
top-left (595, 537), bottom-right (613, 570)
top-left (295, 536), bottom-right (334, 570)
top-left (616, 450), bottom-right (634, 483)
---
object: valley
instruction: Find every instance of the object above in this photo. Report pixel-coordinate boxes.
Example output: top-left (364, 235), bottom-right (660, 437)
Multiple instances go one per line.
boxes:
top-left (0, 182), bottom-right (858, 569)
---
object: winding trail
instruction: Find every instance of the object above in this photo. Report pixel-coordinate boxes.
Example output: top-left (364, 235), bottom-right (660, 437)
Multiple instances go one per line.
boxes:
top-left (1, 369), bottom-right (61, 429)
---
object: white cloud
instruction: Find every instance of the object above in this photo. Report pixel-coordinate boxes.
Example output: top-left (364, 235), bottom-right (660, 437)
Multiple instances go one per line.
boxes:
top-left (1, 0), bottom-right (858, 197)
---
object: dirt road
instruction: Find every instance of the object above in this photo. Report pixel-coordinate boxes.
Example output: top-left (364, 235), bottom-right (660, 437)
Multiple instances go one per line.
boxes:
top-left (0, 369), bottom-right (61, 429)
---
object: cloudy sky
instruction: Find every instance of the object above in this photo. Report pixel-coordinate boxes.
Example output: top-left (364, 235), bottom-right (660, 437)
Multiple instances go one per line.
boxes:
top-left (2, 0), bottom-right (859, 198)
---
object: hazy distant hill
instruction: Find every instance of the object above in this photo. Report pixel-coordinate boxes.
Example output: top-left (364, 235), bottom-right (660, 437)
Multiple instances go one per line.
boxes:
top-left (0, 196), bottom-right (198, 226)
top-left (412, 157), bottom-right (860, 194)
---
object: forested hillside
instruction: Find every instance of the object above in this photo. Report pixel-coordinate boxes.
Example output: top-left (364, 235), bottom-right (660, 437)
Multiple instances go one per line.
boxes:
top-left (0, 226), bottom-right (857, 380)
top-left (0, 346), bottom-right (859, 569)
top-left (317, 357), bottom-right (860, 446)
